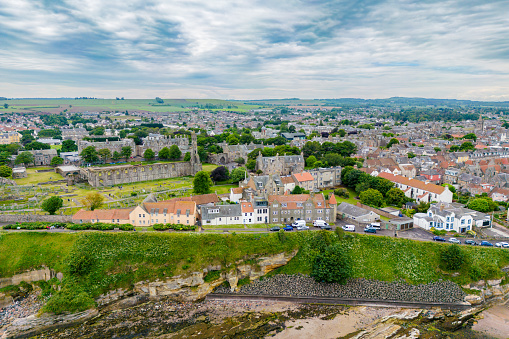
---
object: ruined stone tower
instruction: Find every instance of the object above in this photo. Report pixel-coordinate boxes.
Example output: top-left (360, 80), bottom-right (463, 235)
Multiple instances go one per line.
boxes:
top-left (190, 132), bottom-right (201, 175)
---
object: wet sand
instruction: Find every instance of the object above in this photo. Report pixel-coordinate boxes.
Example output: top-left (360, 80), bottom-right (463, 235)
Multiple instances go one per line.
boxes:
top-left (473, 304), bottom-right (509, 339)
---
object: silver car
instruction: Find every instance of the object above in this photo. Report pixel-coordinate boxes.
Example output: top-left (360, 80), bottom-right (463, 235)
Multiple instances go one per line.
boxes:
top-left (448, 237), bottom-right (461, 244)
top-left (296, 225), bottom-right (309, 231)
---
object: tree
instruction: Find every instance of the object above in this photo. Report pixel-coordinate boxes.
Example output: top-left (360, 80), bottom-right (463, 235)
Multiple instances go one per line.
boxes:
top-left (121, 146), bottom-right (132, 162)
top-left (112, 151), bottom-right (121, 161)
top-left (234, 157), bottom-right (245, 165)
top-left (462, 133), bottom-right (477, 142)
top-left (143, 148), bottom-right (155, 161)
top-left (340, 166), bottom-right (354, 183)
top-left (226, 134), bottom-right (239, 145)
top-left (80, 146), bottom-right (98, 164)
top-left (3, 104), bottom-right (8, 109)
top-left (41, 196), bottom-right (63, 215)
top-left (90, 126), bottom-right (105, 136)
top-left (183, 152), bottom-right (191, 161)
top-left (50, 156), bottom-right (64, 166)
top-left (407, 152), bottom-right (416, 158)
top-left (98, 149), bottom-right (111, 163)
top-left (168, 145), bottom-right (182, 160)
top-left (246, 159), bottom-right (256, 170)
top-left (80, 191), bottom-right (105, 211)
top-left (158, 147), bottom-right (171, 160)
top-left (306, 155), bottom-right (317, 168)
top-left (230, 167), bottom-right (247, 183)
top-left (434, 147), bottom-right (442, 152)
top-left (385, 187), bottom-right (406, 207)
top-left (61, 140), bottom-right (78, 152)
top-left (467, 198), bottom-right (491, 213)
top-left (459, 141), bottom-right (475, 151)
top-left (387, 138), bottom-right (399, 148)
top-left (291, 185), bottom-right (303, 194)
top-left (25, 141), bottom-right (50, 150)
top-left (15, 152), bottom-right (34, 166)
top-left (311, 243), bottom-right (352, 284)
top-left (0, 152), bottom-right (10, 166)
top-left (210, 166), bottom-right (229, 182)
top-left (372, 177), bottom-right (394, 196)
top-left (449, 145), bottom-right (460, 152)
top-left (360, 189), bottom-right (385, 207)
top-left (0, 165), bottom-right (12, 178)
top-left (441, 244), bottom-right (465, 271)
top-left (193, 171), bottom-right (213, 194)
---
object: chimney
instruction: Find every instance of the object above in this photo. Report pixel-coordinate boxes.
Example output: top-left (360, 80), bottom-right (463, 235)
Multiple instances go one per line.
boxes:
top-left (440, 203), bottom-right (444, 211)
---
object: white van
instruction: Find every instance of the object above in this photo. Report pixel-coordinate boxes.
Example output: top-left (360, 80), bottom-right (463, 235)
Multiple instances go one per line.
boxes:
top-left (342, 224), bottom-right (355, 232)
top-left (291, 220), bottom-right (306, 228)
top-left (313, 220), bottom-right (328, 227)
top-left (369, 223), bottom-right (381, 230)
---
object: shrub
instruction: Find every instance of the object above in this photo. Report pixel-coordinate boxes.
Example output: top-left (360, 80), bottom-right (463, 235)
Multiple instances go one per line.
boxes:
top-left (152, 223), bottom-right (170, 231)
top-left (441, 244), bottom-right (464, 271)
top-left (334, 188), bottom-right (349, 199)
top-left (204, 270), bottom-right (221, 283)
top-left (311, 243), bottom-right (352, 284)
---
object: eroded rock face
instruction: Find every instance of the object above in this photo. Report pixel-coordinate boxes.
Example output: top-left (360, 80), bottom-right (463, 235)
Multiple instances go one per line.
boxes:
top-left (99, 250), bottom-right (299, 304)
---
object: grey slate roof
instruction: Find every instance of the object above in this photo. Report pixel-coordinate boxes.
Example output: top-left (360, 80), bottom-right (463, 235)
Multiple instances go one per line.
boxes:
top-left (201, 204), bottom-right (242, 220)
top-left (337, 203), bottom-right (372, 218)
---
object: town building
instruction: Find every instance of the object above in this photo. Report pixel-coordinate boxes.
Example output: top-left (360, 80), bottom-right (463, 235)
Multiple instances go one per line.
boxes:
top-left (255, 153), bottom-right (305, 176)
top-left (378, 172), bottom-right (453, 203)
top-left (337, 202), bottom-right (380, 223)
top-left (413, 202), bottom-right (491, 233)
top-left (268, 193), bottom-right (337, 224)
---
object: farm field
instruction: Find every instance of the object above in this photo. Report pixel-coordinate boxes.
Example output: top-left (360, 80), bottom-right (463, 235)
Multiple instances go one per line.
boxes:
top-left (1, 98), bottom-right (269, 114)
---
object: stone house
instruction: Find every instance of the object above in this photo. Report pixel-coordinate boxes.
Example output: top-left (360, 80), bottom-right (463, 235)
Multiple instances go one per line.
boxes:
top-left (27, 149), bottom-right (58, 166)
top-left (11, 167), bottom-right (27, 179)
top-left (268, 193), bottom-right (337, 224)
top-left (255, 153), bottom-right (305, 176)
top-left (399, 164), bottom-right (417, 178)
top-left (307, 166), bottom-right (342, 189)
top-left (490, 187), bottom-right (509, 202)
top-left (292, 172), bottom-right (314, 192)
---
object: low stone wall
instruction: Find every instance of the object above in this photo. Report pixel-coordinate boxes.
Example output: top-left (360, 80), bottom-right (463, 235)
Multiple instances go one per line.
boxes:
top-left (0, 214), bottom-right (72, 223)
top-left (0, 266), bottom-right (63, 289)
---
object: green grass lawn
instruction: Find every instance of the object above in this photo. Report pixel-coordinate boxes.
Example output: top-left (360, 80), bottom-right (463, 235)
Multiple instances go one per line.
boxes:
top-left (202, 163), bottom-right (218, 173)
top-left (322, 187), bottom-right (359, 205)
top-left (14, 168), bottom-right (64, 185)
top-left (212, 184), bottom-right (237, 194)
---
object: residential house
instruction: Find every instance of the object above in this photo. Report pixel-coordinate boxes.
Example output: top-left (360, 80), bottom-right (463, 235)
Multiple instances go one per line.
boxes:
top-left (292, 172), bottom-right (315, 192)
top-left (268, 193), bottom-right (337, 224)
top-left (378, 172), bottom-right (453, 203)
top-left (72, 208), bottom-right (134, 224)
top-left (399, 164), bottom-right (417, 178)
top-left (307, 166), bottom-right (342, 189)
top-left (130, 199), bottom-right (197, 226)
top-left (201, 204), bottom-right (242, 226)
top-left (413, 202), bottom-right (491, 233)
top-left (490, 187), bottom-right (509, 202)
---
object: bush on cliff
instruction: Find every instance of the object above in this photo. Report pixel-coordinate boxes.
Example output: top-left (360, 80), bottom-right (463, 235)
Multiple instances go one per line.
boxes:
top-left (311, 243), bottom-right (352, 284)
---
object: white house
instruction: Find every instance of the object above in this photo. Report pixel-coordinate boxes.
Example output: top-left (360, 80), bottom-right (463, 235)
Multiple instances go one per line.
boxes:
top-left (413, 202), bottom-right (491, 233)
top-left (200, 204), bottom-right (242, 226)
top-left (378, 172), bottom-right (453, 203)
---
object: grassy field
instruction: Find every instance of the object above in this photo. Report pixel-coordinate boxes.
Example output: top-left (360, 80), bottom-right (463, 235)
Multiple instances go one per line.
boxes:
top-left (1, 98), bottom-right (269, 114)
top-left (14, 168), bottom-right (64, 185)
top-left (202, 163), bottom-right (219, 173)
top-left (1, 231), bottom-right (509, 314)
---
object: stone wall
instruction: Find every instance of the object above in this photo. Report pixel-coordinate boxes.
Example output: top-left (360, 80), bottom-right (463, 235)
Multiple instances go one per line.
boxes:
top-left (0, 214), bottom-right (72, 223)
top-left (81, 161), bottom-right (201, 187)
top-left (0, 266), bottom-right (63, 289)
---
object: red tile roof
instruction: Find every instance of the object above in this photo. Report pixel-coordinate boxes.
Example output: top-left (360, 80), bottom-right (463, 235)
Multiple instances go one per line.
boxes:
top-left (378, 172), bottom-right (446, 195)
top-left (292, 172), bottom-right (314, 182)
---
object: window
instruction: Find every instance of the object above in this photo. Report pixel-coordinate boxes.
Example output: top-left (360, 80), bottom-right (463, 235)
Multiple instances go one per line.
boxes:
top-left (446, 217), bottom-right (450, 222)
top-left (273, 211), bottom-right (278, 215)
top-left (282, 203), bottom-right (287, 207)
top-left (306, 210), bottom-right (311, 214)
top-left (112, 219), bottom-right (115, 223)
top-left (273, 218), bottom-right (278, 222)
top-left (461, 219), bottom-right (465, 225)
top-left (468, 219), bottom-right (471, 224)
top-left (317, 202), bottom-right (322, 206)
top-left (317, 209), bottom-right (323, 213)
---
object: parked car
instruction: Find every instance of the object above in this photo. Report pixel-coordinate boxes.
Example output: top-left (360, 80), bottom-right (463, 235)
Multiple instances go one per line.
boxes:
top-left (465, 239), bottom-right (478, 246)
top-left (270, 226), bottom-right (280, 232)
top-left (313, 220), bottom-right (328, 227)
top-left (364, 226), bottom-right (377, 234)
top-left (296, 225), bottom-right (309, 231)
top-left (495, 242), bottom-right (503, 248)
top-left (320, 224), bottom-right (332, 230)
top-left (368, 223), bottom-right (381, 230)
top-left (342, 224), bottom-right (355, 232)
top-left (283, 225), bottom-right (294, 231)
top-left (433, 236), bottom-right (446, 242)
top-left (500, 242), bottom-right (509, 248)
top-left (448, 237), bottom-right (461, 244)
top-left (480, 241), bottom-right (494, 247)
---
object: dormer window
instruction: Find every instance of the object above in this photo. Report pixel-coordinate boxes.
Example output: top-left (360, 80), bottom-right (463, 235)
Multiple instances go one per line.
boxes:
top-left (317, 202), bottom-right (322, 206)
top-left (282, 203), bottom-right (287, 207)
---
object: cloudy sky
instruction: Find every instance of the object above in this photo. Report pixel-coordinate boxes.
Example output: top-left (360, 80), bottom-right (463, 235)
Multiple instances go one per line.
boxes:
top-left (1, 0), bottom-right (508, 100)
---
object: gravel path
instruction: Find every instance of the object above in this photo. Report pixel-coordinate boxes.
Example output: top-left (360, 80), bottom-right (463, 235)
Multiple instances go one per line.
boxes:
top-left (215, 274), bottom-right (465, 303)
